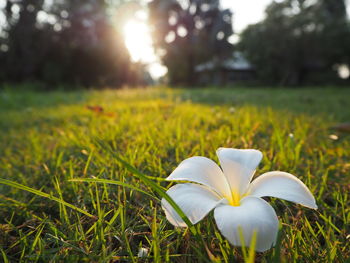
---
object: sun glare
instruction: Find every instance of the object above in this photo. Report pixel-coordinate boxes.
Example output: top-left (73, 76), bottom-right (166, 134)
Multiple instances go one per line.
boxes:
top-left (123, 20), bottom-right (153, 62)
top-left (123, 19), bottom-right (167, 79)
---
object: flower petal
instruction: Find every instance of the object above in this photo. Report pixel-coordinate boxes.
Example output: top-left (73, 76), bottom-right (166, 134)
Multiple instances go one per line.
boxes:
top-left (166, 156), bottom-right (232, 200)
top-left (214, 196), bottom-right (279, 252)
top-left (216, 148), bottom-right (263, 195)
top-left (248, 171), bottom-right (317, 209)
top-left (161, 183), bottom-right (225, 227)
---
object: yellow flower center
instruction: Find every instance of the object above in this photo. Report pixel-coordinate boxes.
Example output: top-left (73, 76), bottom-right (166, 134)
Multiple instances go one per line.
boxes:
top-left (226, 190), bottom-right (248, 206)
top-left (229, 192), bottom-right (240, 206)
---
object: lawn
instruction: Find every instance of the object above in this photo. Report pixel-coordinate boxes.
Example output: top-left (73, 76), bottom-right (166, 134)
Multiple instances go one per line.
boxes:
top-left (0, 86), bottom-right (349, 262)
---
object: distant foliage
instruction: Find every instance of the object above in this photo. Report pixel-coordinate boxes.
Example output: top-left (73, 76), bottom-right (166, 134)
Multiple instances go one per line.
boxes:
top-left (148, 0), bottom-right (233, 85)
top-left (239, 0), bottom-right (350, 86)
top-left (0, 0), bottom-right (144, 88)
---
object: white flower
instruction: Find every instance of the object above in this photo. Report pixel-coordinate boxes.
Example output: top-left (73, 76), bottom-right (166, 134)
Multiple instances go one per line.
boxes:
top-left (161, 148), bottom-right (317, 252)
top-left (137, 247), bottom-right (149, 258)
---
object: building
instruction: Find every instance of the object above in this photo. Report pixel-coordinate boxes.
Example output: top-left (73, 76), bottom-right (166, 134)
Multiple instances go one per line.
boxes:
top-left (195, 52), bottom-right (255, 85)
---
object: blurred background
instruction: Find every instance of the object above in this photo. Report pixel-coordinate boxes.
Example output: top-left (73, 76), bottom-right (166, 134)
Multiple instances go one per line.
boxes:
top-left (0, 0), bottom-right (350, 89)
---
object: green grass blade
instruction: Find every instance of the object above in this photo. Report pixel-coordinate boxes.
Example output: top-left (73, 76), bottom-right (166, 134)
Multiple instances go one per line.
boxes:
top-left (246, 231), bottom-right (257, 263)
top-left (69, 178), bottom-right (158, 200)
top-left (29, 222), bottom-right (45, 254)
top-left (238, 227), bottom-right (248, 261)
top-left (271, 225), bottom-right (283, 263)
top-left (0, 178), bottom-right (94, 218)
top-left (0, 246), bottom-right (9, 263)
top-left (94, 138), bottom-right (198, 236)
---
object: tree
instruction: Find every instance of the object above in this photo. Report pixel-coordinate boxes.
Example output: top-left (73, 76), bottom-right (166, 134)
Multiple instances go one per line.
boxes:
top-left (238, 0), bottom-right (350, 85)
top-left (148, 0), bottom-right (233, 85)
top-left (48, 0), bottom-right (133, 86)
top-left (1, 0), bottom-right (46, 81)
top-left (0, 0), bottom-right (144, 88)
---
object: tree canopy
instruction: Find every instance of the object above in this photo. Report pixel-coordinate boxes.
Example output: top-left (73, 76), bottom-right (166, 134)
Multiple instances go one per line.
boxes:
top-left (0, 0), bottom-right (145, 88)
top-left (238, 0), bottom-right (350, 85)
top-left (148, 0), bottom-right (233, 85)
top-left (1, 0), bottom-right (349, 88)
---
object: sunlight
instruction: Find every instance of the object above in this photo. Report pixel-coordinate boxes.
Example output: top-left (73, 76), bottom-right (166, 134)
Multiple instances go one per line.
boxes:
top-left (123, 19), bottom-right (167, 79)
top-left (123, 20), bottom-right (154, 63)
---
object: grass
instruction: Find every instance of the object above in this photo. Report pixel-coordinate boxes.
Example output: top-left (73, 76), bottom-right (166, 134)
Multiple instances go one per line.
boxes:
top-left (0, 86), bottom-right (349, 262)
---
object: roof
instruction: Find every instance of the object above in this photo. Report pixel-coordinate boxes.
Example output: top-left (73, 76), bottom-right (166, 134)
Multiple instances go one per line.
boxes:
top-left (195, 51), bottom-right (253, 72)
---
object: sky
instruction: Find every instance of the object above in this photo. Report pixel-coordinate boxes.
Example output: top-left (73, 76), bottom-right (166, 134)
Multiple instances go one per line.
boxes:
top-left (222, 0), bottom-right (272, 33)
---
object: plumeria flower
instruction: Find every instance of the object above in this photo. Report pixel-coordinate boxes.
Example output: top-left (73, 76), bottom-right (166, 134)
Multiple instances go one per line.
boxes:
top-left (162, 148), bottom-right (317, 252)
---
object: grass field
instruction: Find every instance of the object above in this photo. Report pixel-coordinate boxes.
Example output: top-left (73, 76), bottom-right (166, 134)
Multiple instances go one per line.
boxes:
top-left (0, 87), bottom-right (349, 262)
